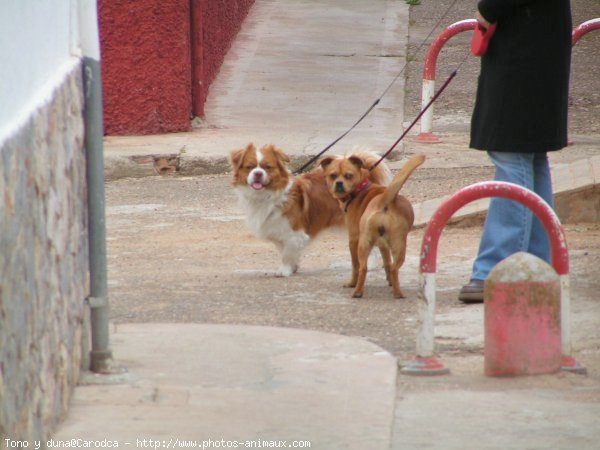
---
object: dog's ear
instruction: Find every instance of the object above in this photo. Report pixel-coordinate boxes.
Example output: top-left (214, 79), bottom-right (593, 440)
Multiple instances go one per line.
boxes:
top-left (261, 144), bottom-right (291, 174)
top-left (229, 149), bottom-right (244, 168)
top-left (264, 144), bottom-right (291, 172)
top-left (267, 145), bottom-right (291, 164)
top-left (348, 155), bottom-right (365, 169)
top-left (229, 143), bottom-right (255, 169)
top-left (319, 156), bottom-right (336, 170)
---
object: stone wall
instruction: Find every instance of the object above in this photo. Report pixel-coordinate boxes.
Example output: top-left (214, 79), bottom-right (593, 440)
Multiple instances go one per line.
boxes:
top-left (0, 63), bottom-right (89, 444)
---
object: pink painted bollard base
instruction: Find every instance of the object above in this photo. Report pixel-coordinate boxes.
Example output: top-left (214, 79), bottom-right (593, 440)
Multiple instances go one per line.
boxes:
top-left (485, 281), bottom-right (561, 376)
top-left (484, 253), bottom-right (561, 377)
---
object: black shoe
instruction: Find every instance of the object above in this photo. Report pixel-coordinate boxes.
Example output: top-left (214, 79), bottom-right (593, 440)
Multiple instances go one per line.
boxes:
top-left (458, 279), bottom-right (484, 303)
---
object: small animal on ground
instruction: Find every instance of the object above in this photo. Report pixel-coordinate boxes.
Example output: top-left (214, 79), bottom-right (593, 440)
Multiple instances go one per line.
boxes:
top-left (229, 143), bottom-right (392, 276)
top-left (320, 153), bottom-right (425, 298)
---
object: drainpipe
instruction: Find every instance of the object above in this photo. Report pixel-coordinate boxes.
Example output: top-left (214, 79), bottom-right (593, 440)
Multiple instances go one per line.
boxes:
top-left (79, 1), bottom-right (113, 373)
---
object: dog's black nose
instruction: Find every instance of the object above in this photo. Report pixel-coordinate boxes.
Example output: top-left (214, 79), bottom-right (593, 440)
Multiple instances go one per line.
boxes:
top-left (335, 181), bottom-right (345, 193)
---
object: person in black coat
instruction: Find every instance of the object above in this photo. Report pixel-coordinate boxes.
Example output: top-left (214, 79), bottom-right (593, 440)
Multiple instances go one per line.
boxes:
top-left (459, 0), bottom-right (572, 302)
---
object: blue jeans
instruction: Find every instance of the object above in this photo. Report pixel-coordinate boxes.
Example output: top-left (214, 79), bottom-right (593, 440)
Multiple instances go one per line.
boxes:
top-left (471, 151), bottom-right (553, 281)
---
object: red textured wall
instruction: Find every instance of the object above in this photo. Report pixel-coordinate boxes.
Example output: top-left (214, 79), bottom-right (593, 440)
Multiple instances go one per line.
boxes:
top-left (99, 0), bottom-right (192, 135)
top-left (202, 0), bottom-right (255, 100)
top-left (99, 0), bottom-right (255, 135)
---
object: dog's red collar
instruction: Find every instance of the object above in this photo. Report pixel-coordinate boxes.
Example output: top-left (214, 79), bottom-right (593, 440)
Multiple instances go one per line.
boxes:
top-left (343, 178), bottom-right (371, 212)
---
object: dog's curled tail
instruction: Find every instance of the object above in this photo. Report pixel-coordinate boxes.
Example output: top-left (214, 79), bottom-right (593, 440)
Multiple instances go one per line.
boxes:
top-left (381, 154), bottom-right (426, 206)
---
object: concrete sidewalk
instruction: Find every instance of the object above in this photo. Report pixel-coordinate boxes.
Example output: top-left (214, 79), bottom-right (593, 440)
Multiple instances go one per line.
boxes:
top-left (55, 324), bottom-right (397, 449)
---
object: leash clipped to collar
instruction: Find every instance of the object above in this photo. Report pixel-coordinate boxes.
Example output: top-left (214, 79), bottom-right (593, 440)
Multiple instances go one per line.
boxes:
top-left (343, 178), bottom-right (371, 212)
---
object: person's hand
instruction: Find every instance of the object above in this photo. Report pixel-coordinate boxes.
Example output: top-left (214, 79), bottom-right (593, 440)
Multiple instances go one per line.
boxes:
top-left (475, 11), bottom-right (492, 29)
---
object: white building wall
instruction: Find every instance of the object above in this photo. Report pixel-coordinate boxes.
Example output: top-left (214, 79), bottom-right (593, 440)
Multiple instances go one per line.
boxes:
top-left (0, 0), bottom-right (81, 145)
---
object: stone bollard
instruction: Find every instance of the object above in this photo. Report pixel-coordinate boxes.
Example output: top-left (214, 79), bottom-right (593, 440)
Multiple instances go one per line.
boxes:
top-left (484, 252), bottom-right (561, 377)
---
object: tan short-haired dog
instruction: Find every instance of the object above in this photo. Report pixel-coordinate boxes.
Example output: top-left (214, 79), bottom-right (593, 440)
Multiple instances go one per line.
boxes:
top-left (320, 154), bottom-right (425, 298)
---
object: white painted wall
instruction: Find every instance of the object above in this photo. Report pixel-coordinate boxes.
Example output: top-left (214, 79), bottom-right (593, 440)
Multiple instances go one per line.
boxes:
top-left (0, 0), bottom-right (82, 145)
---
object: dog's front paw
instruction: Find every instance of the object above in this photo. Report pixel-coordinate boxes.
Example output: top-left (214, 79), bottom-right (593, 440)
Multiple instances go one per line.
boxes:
top-left (276, 264), bottom-right (297, 277)
top-left (393, 289), bottom-right (405, 299)
top-left (344, 280), bottom-right (357, 288)
top-left (352, 289), bottom-right (363, 298)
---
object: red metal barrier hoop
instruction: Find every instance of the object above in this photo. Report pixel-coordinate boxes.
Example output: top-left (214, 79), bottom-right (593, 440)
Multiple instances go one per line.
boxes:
top-left (420, 181), bottom-right (568, 275)
top-left (401, 181), bottom-right (585, 376)
top-left (416, 19), bottom-right (477, 143)
top-left (572, 18), bottom-right (600, 45)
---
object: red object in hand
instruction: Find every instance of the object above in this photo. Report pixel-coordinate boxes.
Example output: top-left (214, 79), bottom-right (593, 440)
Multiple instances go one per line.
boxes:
top-left (471, 22), bottom-right (497, 56)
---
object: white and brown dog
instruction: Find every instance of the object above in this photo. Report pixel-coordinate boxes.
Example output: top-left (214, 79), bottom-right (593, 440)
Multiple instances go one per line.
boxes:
top-left (230, 143), bottom-right (391, 276)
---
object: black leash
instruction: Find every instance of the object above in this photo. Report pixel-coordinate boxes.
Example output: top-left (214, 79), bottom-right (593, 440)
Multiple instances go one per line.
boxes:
top-left (294, 0), bottom-right (460, 174)
top-left (293, 98), bottom-right (381, 174)
top-left (369, 50), bottom-right (471, 171)
top-left (370, 52), bottom-right (471, 171)
top-left (371, 75), bottom-right (452, 170)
